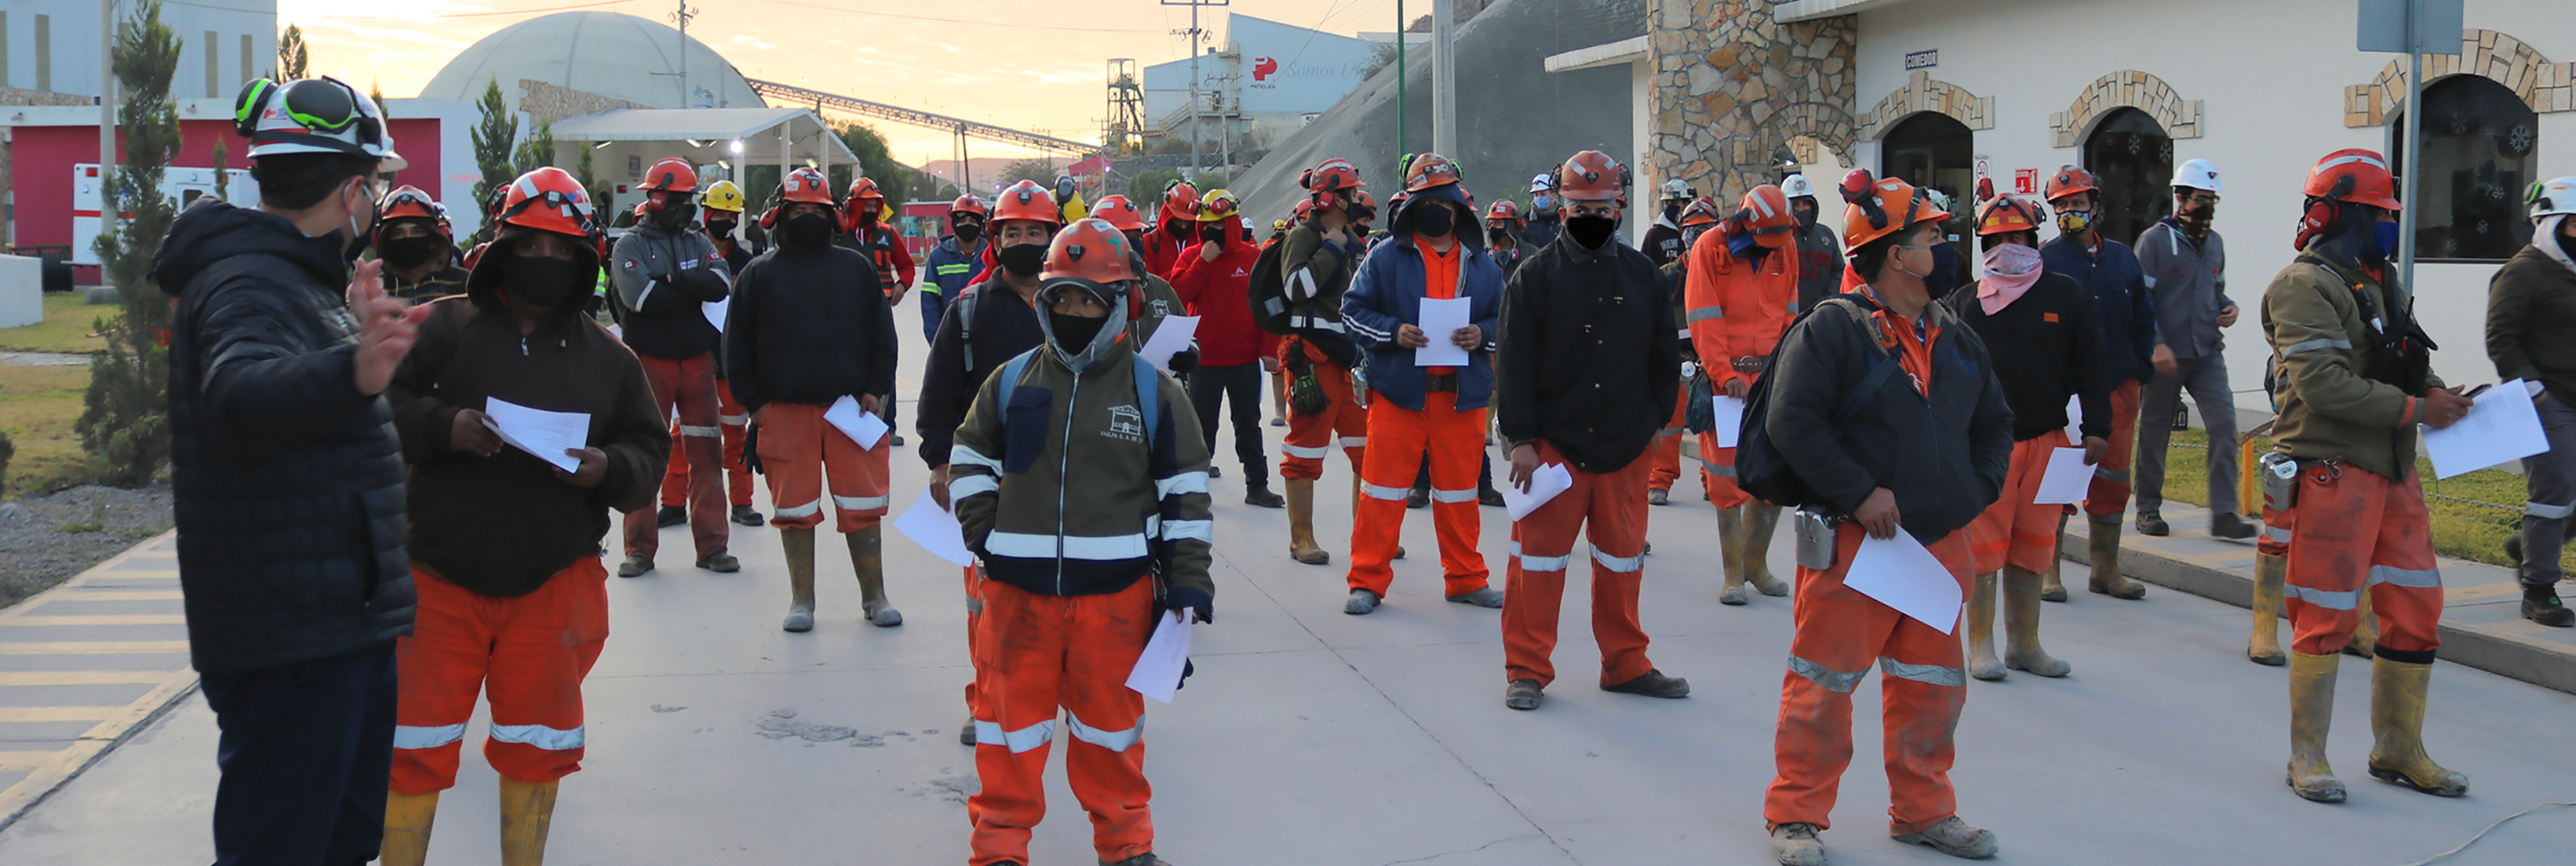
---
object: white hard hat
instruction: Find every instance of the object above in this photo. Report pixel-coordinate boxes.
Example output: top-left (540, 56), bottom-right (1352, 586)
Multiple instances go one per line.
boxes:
top-left (2172, 158), bottom-right (2220, 193)
top-left (1781, 173), bottom-right (1816, 199)
top-left (233, 76), bottom-right (406, 171)
top-left (1528, 173), bottom-right (1555, 194)
top-left (2530, 176), bottom-right (2576, 221)
top-left (1658, 179), bottom-right (1692, 200)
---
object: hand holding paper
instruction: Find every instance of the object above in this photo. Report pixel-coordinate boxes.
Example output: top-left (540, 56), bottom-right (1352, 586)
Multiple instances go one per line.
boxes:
top-left (2422, 379), bottom-right (2549, 479)
top-left (1124, 611), bottom-right (1194, 704)
top-left (1140, 315), bottom-right (1201, 374)
top-left (1500, 461), bottom-right (1575, 521)
top-left (1712, 396), bottom-right (1748, 448)
top-left (2031, 447), bottom-right (2094, 505)
top-left (482, 397), bottom-right (590, 473)
top-left (824, 395), bottom-right (890, 449)
top-left (1415, 297), bottom-right (1472, 366)
top-left (892, 486), bottom-right (976, 566)
top-left (1842, 530), bottom-right (1963, 633)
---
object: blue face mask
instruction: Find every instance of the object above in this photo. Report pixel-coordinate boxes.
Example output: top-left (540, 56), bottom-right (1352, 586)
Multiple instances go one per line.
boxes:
top-left (1533, 195), bottom-right (1556, 213)
top-left (2373, 221), bottom-right (2403, 260)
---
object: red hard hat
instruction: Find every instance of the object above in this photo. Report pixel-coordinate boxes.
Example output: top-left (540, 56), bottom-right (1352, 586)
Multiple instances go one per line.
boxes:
top-left (1486, 199), bottom-right (1521, 222)
top-left (1292, 199), bottom-right (1315, 221)
top-left (494, 167), bottom-right (597, 239)
top-left (1839, 169), bottom-right (1949, 253)
top-left (1404, 153), bottom-right (1464, 193)
top-left (950, 195), bottom-right (989, 220)
top-left (1041, 218), bottom-right (1140, 288)
top-left (644, 158), bottom-right (698, 195)
top-left (2044, 165), bottom-right (2097, 204)
top-left (1678, 197), bottom-right (1722, 228)
top-left (1090, 195), bottom-right (1148, 232)
top-left (1162, 180), bottom-right (1200, 219)
top-left (2304, 148), bottom-right (2404, 211)
top-left (1301, 158), bottom-right (1364, 194)
top-left (1975, 196), bottom-right (2047, 237)
top-left (993, 180), bottom-right (1062, 226)
top-left (1555, 150), bottom-right (1628, 205)
top-left (846, 178), bottom-right (885, 203)
top-left (1734, 185), bottom-right (1796, 238)
top-left (777, 167), bottom-right (835, 206)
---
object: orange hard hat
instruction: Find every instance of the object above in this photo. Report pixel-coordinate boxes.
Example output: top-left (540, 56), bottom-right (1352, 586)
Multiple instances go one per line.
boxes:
top-left (1292, 199), bottom-right (1315, 221)
top-left (1161, 180), bottom-right (1200, 219)
top-left (378, 185), bottom-right (444, 223)
top-left (846, 178), bottom-right (885, 203)
top-left (493, 167), bottom-right (597, 239)
top-left (1486, 199), bottom-right (1521, 223)
top-left (776, 167), bottom-right (835, 206)
top-left (644, 158), bottom-right (698, 195)
top-left (949, 195), bottom-right (989, 220)
top-left (2043, 165), bottom-right (2097, 204)
top-left (1301, 158), bottom-right (1364, 194)
top-left (2304, 148), bottom-right (2404, 211)
top-left (1404, 153), bottom-right (1464, 193)
top-left (992, 180), bottom-right (1062, 225)
top-left (1838, 169), bottom-right (1949, 253)
top-left (1975, 196), bottom-right (2047, 237)
top-left (1554, 150), bottom-right (1629, 205)
top-left (1733, 185), bottom-right (1797, 240)
top-left (1677, 197), bottom-right (1722, 228)
top-left (1040, 218), bottom-right (1140, 288)
top-left (1090, 194), bottom-right (1148, 232)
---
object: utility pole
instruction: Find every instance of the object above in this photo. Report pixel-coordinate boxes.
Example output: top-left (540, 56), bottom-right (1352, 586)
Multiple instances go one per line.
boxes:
top-left (1394, 0), bottom-right (1406, 180)
top-left (99, 0), bottom-right (115, 254)
top-left (2356, 0), bottom-right (2459, 300)
top-left (671, 0), bottom-right (698, 106)
top-left (1166, 0), bottom-right (1229, 181)
top-left (1431, 0), bottom-right (1456, 160)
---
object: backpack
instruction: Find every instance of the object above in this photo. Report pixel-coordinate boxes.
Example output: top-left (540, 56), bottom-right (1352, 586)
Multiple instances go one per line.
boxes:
top-left (995, 348), bottom-right (1163, 455)
top-left (1247, 240), bottom-right (1295, 336)
top-left (1733, 295), bottom-right (1902, 511)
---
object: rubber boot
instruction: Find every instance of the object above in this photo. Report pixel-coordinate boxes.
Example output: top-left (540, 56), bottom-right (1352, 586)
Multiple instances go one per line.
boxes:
top-left (379, 791), bottom-right (438, 866)
top-left (2286, 651), bottom-right (2347, 802)
top-left (2343, 590), bottom-right (2379, 658)
top-left (1743, 503), bottom-right (1790, 596)
top-left (2247, 552), bottom-right (2288, 666)
top-left (1716, 507), bottom-right (1749, 605)
top-left (1967, 571), bottom-right (2005, 681)
top-left (1286, 479), bottom-right (1329, 565)
top-left (2001, 565), bottom-right (2071, 677)
top-left (2041, 512), bottom-right (2070, 602)
top-left (2366, 657), bottom-right (2470, 796)
top-left (847, 527), bottom-right (902, 627)
top-left (781, 528), bottom-right (817, 632)
top-left (2087, 517), bottom-right (2146, 599)
top-left (499, 778), bottom-right (559, 866)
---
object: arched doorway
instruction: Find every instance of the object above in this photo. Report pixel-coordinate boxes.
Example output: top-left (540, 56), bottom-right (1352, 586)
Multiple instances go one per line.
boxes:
top-left (2082, 107), bottom-right (2173, 246)
top-left (2392, 75), bottom-right (2540, 261)
top-left (1881, 112), bottom-right (1974, 240)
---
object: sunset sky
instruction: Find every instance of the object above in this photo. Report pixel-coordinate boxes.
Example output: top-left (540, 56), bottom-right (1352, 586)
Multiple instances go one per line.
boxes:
top-left (282, 0), bottom-right (1407, 166)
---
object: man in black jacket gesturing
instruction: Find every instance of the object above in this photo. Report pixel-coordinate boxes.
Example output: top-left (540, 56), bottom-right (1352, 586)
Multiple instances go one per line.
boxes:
top-left (158, 75), bottom-right (426, 866)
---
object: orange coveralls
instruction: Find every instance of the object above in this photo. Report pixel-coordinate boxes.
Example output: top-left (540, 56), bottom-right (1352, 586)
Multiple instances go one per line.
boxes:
top-left (1684, 224), bottom-right (1799, 507)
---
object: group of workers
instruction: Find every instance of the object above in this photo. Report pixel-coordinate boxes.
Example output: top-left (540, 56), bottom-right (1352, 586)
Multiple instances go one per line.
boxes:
top-left (160, 70), bottom-right (2576, 866)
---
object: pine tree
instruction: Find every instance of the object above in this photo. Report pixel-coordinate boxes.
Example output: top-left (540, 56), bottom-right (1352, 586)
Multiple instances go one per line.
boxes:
top-left (469, 78), bottom-right (519, 244)
top-left (277, 23), bottom-right (308, 80)
top-left (209, 137), bottom-right (228, 202)
top-left (574, 142), bottom-right (608, 215)
top-left (81, 0), bottom-right (183, 488)
top-left (512, 120), bottom-right (555, 176)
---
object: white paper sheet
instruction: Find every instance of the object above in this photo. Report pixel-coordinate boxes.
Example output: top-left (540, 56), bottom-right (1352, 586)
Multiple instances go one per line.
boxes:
top-left (1140, 315), bottom-right (1200, 374)
top-left (2422, 379), bottom-right (2551, 480)
top-left (1414, 296), bottom-right (1472, 367)
top-left (1712, 396), bottom-right (1748, 448)
top-left (1125, 610), bottom-right (1194, 704)
top-left (2031, 447), bottom-right (2095, 505)
top-left (892, 486), bottom-right (976, 566)
top-left (483, 397), bottom-right (590, 473)
top-left (2064, 394), bottom-right (2084, 444)
top-left (1501, 462), bottom-right (1575, 522)
top-left (702, 296), bottom-right (730, 333)
top-left (1843, 530), bottom-right (1964, 633)
top-left (824, 395), bottom-right (889, 450)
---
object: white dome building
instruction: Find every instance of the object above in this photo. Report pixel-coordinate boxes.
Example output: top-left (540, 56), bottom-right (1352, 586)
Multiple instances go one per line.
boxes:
top-left (420, 11), bottom-right (763, 110)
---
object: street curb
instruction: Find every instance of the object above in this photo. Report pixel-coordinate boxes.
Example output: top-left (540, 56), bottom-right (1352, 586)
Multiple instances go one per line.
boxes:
top-left (2060, 523), bottom-right (2576, 695)
top-left (0, 530), bottom-right (197, 833)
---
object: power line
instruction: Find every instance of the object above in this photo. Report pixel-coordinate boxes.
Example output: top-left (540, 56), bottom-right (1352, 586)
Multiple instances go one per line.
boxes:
top-left (741, 0), bottom-right (1164, 34)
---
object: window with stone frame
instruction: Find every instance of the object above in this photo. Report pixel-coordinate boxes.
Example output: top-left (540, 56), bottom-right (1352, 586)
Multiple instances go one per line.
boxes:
top-left (2082, 108), bottom-right (2174, 247)
top-left (1880, 112), bottom-right (1975, 244)
top-left (2392, 75), bottom-right (2539, 261)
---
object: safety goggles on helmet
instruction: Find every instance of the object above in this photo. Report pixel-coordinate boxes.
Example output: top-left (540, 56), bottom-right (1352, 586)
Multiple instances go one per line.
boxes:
top-left (378, 185), bottom-right (445, 223)
top-left (233, 76), bottom-right (406, 171)
top-left (1974, 196), bottom-right (2047, 237)
top-left (1195, 190), bottom-right (1243, 222)
top-left (494, 167), bottom-right (598, 239)
top-left (1403, 153), bottom-right (1465, 193)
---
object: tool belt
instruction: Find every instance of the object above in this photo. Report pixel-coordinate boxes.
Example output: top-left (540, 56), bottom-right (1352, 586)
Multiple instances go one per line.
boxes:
top-left (1730, 356), bottom-right (1769, 373)
top-left (1424, 372), bottom-right (1460, 392)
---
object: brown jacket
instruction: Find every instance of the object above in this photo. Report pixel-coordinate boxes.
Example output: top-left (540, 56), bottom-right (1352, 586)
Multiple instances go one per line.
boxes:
top-left (2260, 251), bottom-right (2443, 482)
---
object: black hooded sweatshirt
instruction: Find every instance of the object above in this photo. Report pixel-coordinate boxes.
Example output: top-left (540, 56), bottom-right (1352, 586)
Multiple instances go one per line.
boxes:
top-left (723, 233), bottom-right (898, 412)
top-left (387, 229), bottom-right (671, 597)
top-left (155, 200), bottom-right (415, 674)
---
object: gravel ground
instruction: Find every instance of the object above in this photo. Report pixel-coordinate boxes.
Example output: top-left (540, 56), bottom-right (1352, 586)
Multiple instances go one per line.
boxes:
top-left (0, 484), bottom-right (174, 609)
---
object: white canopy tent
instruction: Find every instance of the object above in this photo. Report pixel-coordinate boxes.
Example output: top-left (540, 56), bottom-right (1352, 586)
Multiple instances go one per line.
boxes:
top-left (550, 108), bottom-right (858, 216)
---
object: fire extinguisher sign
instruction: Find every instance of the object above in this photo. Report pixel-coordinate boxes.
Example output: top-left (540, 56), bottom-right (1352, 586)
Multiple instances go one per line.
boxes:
top-left (2014, 168), bottom-right (2039, 196)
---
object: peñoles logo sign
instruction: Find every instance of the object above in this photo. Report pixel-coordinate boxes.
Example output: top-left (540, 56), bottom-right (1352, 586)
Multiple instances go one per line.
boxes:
top-left (1253, 57), bottom-right (1280, 81)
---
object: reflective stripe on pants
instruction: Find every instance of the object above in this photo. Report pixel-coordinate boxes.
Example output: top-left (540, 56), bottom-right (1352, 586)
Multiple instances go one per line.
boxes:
top-left (969, 578), bottom-right (1158, 866)
top-left (1968, 433), bottom-right (2075, 575)
top-left (2283, 463), bottom-right (2442, 657)
top-left (392, 560), bottom-right (609, 794)
top-left (1279, 351), bottom-right (1367, 481)
top-left (754, 401), bottom-right (893, 532)
top-left (1349, 392), bottom-right (1491, 597)
top-left (664, 377), bottom-right (759, 508)
top-left (1500, 441), bottom-right (1655, 688)
top-left (627, 352), bottom-right (729, 560)
top-left (2083, 378), bottom-right (2142, 518)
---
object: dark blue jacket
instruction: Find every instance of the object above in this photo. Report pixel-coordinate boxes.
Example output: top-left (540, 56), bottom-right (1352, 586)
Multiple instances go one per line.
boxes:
top-left (1342, 235), bottom-right (1505, 412)
top-left (2041, 235), bottom-right (2161, 386)
top-left (923, 235), bottom-right (983, 299)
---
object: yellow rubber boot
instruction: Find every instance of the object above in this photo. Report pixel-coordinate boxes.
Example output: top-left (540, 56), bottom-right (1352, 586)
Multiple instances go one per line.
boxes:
top-left (1742, 503), bottom-right (1790, 596)
top-left (499, 778), bottom-right (559, 866)
top-left (379, 790), bottom-right (438, 866)
top-left (2343, 590), bottom-right (2380, 658)
top-left (2286, 651), bottom-right (2347, 802)
top-left (1967, 570), bottom-right (2005, 681)
top-left (780, 528), bottom-right (817, 632)
top-left (2088, 517), bottom-right (2147, 599)
top-left (1716, 507), bottom-right (1748, 606)
top-left (848, 526), bottom-right (902, 627)
top-left (1286, 479), bottom-right (1329, 565)
top-left (2366, 657), bottom-right (2470, 796)
top-left (2041, 513), bottom-right (2071, 602)
top-left (2002, 565), bottom-right (2071, 677)
top-left (2248, 553), bottom-right (2288, 666)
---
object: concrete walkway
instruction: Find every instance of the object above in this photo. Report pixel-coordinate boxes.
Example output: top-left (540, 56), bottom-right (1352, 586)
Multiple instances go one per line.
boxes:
top-left (3, 454), bottom-right (2574, 864)
top-left (0, 531), bottom-right (192, 825)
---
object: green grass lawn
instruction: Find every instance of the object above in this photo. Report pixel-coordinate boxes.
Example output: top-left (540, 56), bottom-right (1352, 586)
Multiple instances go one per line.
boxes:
top-left (2160, 427), bottom-right (2551, 572)
top-left (0, 293), bottom-right (112, 354)
top-left (0, 364), bottom-right (93, 497)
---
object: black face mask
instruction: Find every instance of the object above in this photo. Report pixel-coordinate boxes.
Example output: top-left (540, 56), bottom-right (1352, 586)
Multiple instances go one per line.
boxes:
top-left (781, 213), bottom-right (834, 249)
top-left (1412, 203), bottom-right (1455, 239)
top-left (505, 253), bottom-right (587, 310)
top-left (652, 201), bottom-right (697, 232)
top-left (1793, 202), bottom-right (1819, 229)
top-left (1663, 203), bottom-right (1684, 221)
top-left (1200, 225), bottom-right (1227, 245)
top-left (380, 234), bottom-right (444, 270)
top-left (704, 218), bottom-right (738, 241)
top-left (1489, 226), bottom-right (1516, 245)
top-left (1567, 215), bottom-right (1618, 249)
top-left (952, 223), bottom-right (983, 245)
top-left (1048, 311), bottom-right (1106, 352)
top-left (341, 181), bottom-right (380, 265)
top-left (998, 243), bottom-right (1047, 277)
top-left (1166, 219), bottom-right (1194, 239)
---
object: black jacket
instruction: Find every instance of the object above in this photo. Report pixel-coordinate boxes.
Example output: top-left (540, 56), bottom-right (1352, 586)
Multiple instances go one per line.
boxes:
top-left (1764, 293), bottom-right (2015, 543)
top-left (916, 277), bottom-right (1047, 469)
top-left (723, 241), bottom-right (897, 411)
top-left (609, 221), bottom-right (731, 360)
top-left (1942, 273), bottom-right (2113, 442)
top-left (1496, 233), bottom-right (1682, 474)
top-left (155, 202), bottom-right (414, 675)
